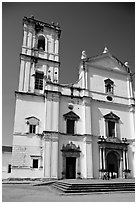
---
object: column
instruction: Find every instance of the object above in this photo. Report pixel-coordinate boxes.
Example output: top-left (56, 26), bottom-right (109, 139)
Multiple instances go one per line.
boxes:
top-left (103, 148), bottom-right (106, 170)
top-left (125, 150), bottom-right (129, 170)
top-left (99, 147), bottom-right (103, 178)
top-left (76, 157), bottom-right (81, 178)
top-left (123, 150), bottom-right (125, 170)
top-left (115, 122), bottom-right (117, 137)
top-left (119, 157), bottom-right (123, 178)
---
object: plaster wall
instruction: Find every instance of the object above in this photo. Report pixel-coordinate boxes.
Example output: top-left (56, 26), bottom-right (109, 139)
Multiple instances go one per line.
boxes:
top-left (88, 66), bottom-right (129, 98)
top-left (91, 101), bottom-right (131, 139)
top-left (59, 96), bottom-right (85, 134)
top-left (11, 168), bottom-right (43, 178)
top-left (2, 152), bottom-right (12, 179)
top-left (14, 94), bottom-right (45, 134)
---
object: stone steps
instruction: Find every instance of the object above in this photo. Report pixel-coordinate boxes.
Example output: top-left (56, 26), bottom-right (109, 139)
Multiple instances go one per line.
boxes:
top-left (52, 181), bottom-right (135, 193)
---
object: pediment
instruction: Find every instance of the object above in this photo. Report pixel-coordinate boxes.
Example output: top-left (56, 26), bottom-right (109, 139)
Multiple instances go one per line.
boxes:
top-left (61, 142), bottom-right (81, 152)
top-left (87, 52), bottom-right (129, 74)
top-left (104, 112), bottom-right (120, 121)
top-left (26, 116), bottom-right (40, 125)
top-left (63, 111), bottom-right (80, 121)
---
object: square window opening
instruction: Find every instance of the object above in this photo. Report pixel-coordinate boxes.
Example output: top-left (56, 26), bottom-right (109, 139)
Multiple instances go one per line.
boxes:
top-left (33, 159), bottom-right (38, 168)
top-left (29, 125), bottom-right (36, 134)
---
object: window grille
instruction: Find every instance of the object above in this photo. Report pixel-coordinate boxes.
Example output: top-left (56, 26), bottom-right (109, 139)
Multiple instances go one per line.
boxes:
top-left (35, 72), bottom-right (44, 90)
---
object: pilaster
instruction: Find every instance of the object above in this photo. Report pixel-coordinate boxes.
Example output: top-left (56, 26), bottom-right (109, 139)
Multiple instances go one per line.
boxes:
top-left (85, 137), bottom-right (93, 178)
top-left (84, 97), bottom-right (92, 135)
top-left (43, 134), bottom-right (58, 178)
top-left (52, 93), bottom-right (60, 132)
top-left (18, 59), bottom-right (25, 91)
top-left (24, 60), bottom-right (31, 92)
top-left (46, 93), bottom-right (52, 131)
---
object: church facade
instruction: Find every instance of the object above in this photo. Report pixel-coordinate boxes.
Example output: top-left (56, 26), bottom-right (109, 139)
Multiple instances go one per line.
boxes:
top-left (11, 16), bottom-right (135, 179)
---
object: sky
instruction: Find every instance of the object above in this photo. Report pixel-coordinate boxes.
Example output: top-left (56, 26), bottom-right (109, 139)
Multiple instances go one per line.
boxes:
top-left (2, 2), bottom-right (135, 146)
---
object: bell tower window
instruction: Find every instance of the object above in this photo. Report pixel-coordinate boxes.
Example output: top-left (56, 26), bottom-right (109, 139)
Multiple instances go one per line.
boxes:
top-left (35, 71), bottom-right (44, 90)
top-left (38, 35), bottom-right (45, 51)
top-left (104, 78), bottom-right (114, 94)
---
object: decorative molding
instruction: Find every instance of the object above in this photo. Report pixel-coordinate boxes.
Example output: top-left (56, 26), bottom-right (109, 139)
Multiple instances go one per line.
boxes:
top-left (63, 111), bottom-right (80, 121)
top-left (104, 111), bottom-right (120, 121)
top-left (61, 142), bottom-right (81, 158)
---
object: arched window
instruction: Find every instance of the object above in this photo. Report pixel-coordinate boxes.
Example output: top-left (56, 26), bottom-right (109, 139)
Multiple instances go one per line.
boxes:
top-left (38, 35), bottom-right (45, 51)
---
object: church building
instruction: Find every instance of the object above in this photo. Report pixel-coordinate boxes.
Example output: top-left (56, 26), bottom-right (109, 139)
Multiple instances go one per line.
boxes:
top-left (11, 16), bottom-right (135, 179)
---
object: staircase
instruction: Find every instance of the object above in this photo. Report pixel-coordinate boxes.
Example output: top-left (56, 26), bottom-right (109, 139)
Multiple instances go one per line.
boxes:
top-left (52, 180), bottom-right (135, 193)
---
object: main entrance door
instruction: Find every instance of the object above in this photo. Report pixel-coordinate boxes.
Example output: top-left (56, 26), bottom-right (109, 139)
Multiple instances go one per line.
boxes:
top-left (66, 157), bottom-right (76, 179)
top-left (106, 151), bottom-right (119, 178)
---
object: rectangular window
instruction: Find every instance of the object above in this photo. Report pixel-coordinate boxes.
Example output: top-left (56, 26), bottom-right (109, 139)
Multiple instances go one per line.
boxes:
top-left (33, 159), bottom-right (38, 168)
top-left (67, 119), bottom-right (75, 134)
top-left (29, 125), bottom-right (36, 134)
top-left (108, 121), bottom-right (115, 137)
top-left (35, 72), bottom-right (44, 90)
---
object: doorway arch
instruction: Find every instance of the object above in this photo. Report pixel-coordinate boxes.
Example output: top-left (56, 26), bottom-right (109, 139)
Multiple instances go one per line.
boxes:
top-left (61, 142), bottom-right (81, 179)
top-left (106, 151), bottom-right (120, 178)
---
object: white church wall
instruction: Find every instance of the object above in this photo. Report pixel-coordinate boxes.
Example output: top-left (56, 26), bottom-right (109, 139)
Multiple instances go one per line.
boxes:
top-left (12, 134), bottom-right (44, 178)
top-left (59, 96), bottom-right (86, 134)
top-left (14, 94), bottom-right (45, 134)
top-left (88, 66), bottom-right (129, 98)
top-left (91, 101), bottom-right (132, 139)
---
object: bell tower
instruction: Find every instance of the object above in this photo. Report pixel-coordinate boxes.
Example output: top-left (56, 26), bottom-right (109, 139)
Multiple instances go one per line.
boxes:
top-left (18, 15), bottom-right (61, 93)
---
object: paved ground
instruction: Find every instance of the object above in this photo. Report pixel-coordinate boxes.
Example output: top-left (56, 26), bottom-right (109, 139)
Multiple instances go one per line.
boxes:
top-left (2, 184), bottom-right (135, 202)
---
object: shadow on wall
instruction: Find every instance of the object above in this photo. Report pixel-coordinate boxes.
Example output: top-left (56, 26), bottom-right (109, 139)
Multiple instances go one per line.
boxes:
top-left (92, 107), bottom-right (103, 136)
top-left (118, 120), bottom-right (123, 139)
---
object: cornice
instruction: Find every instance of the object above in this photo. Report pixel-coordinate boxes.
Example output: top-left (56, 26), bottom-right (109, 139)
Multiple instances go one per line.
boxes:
top-left (20, 53), bottom-right (60, 65)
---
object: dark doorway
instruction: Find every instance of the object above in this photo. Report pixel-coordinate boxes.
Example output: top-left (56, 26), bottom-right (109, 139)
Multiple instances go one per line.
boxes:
top-left (66, 157), bottom-right (76, 179)
top-left (107, 151), bottom-right (119, 178)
